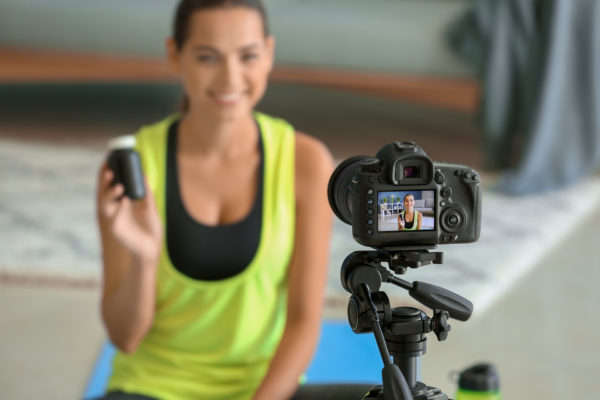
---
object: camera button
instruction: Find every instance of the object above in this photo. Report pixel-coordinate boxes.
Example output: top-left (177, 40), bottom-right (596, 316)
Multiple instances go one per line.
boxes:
top-left (455, 170), bottom-right (462, 176)
top-left (463, 171), bottom-right (471, 179)
top-left (367, 198), bottom-right (374, 205)
top-left (367, 188), bottom-right (374, 195)
top-left (367, 208), bottom-right (374, 215)
top-left (368, 176), bottom-right (376, 183)
top-left (441, 188), bottom-right (452, 197)
top-left (441, 208), bottom-right (466, 233)
top-left (395, 141), bottom-right (417, 152)
top-left (440, 201), bottom-right (447, 207)
top-left (435, 171), bottom-right (445, 184)
top-left (442, 235), bottom-right (457, 242)
top-left (367, 219), bottom-right (374, 225)
top-left (367, 229), bottom-right (373, 235)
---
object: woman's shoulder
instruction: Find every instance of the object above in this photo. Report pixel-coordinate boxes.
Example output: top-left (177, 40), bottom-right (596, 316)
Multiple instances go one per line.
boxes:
top-left (132, 114), bottom-right (180, 183)
top-left (296, 132), bottom-right (333, 172)
top-left (254, 111), bottom-right (293, 135)
top-left (254, 111), bottom-right (332, 171)
top-left (294, 131), bottom-right (334, 198)
top-left (134, 114), bottom-right (180, 142)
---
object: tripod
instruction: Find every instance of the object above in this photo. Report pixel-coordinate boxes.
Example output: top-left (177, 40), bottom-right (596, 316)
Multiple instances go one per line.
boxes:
top-left (340, 249), bottom-right (473, 400)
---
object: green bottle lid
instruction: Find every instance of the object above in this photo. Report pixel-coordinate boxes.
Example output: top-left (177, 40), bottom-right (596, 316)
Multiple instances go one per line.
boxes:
top-left (455, 388), bottom-right (501, 400)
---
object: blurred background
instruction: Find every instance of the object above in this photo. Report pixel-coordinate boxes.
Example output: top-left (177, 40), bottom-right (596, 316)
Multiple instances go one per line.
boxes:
top-left (1, 0), bottom-right (599, 399)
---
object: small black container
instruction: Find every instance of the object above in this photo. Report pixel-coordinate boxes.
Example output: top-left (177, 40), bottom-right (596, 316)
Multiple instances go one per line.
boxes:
top-left (107, 135), bottom-right (146, 200)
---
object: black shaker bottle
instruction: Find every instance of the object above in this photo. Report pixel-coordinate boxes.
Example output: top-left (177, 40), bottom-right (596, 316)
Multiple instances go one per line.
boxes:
top-left (107, 135), bottom-right (146, 200)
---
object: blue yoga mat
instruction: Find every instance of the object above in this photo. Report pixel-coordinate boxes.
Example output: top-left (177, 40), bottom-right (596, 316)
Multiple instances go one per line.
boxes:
top-left (84, 321), bottom-right (382, 399)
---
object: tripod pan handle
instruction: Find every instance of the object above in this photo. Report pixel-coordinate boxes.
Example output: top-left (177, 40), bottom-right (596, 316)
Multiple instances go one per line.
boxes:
top-left (409, 281), bottom-right (473, 321)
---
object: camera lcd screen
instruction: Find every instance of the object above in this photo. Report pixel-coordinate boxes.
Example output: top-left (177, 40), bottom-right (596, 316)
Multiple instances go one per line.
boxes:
top-left (377, 190), bottom-right (435, 232)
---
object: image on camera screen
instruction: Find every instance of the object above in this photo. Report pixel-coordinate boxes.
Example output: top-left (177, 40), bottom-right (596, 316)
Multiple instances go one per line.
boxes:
top-left (377, 190), bottom-right (435, 232)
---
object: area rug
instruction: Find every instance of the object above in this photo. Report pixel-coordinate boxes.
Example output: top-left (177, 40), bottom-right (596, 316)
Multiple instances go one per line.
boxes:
top-left (2, 138), bottom-right (600, 319)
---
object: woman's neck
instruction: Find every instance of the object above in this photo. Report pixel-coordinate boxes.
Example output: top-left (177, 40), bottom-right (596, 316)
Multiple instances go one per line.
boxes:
top-left (178, 110), bottom-right (258, 158)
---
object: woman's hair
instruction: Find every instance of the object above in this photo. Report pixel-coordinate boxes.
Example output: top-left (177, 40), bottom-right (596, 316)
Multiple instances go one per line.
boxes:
top-left (404, 194), bottom-right (414, 202)
top-left (173, 0), bottom-right (269, 50)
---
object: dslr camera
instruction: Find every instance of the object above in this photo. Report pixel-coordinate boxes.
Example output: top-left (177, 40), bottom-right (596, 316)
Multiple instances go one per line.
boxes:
top-left (328, 141), bottom-right (481, 249)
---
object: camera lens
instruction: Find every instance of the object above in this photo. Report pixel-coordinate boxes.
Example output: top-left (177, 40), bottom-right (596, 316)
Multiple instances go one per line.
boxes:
top-left (327, 156), bottom-right (368, 225)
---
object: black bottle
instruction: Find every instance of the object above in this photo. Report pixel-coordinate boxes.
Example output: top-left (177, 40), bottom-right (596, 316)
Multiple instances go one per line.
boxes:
top-left (455, 363), bottom-right (501, 400)
top-left (107, 135), bottom-right (146, 200)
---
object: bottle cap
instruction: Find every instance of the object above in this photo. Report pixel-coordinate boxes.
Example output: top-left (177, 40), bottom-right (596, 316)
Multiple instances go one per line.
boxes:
top-left (108, 135), bottom-right (136, 150)
top-left (458, 363), bottom-right (500, 392)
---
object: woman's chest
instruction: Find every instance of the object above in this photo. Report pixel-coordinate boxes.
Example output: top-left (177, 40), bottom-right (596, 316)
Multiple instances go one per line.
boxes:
top-left (177, 154), bottom-right (261, 225)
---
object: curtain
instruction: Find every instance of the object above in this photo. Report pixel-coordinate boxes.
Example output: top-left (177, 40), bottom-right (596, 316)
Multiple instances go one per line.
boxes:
top-left (448, 0), bottom-right (600, 194)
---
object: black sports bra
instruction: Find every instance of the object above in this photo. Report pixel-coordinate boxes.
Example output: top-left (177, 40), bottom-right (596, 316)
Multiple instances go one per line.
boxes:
top-left (165, 120), bottom-right (264, 281)
top-left (403, 211), bottom-right (415, 229)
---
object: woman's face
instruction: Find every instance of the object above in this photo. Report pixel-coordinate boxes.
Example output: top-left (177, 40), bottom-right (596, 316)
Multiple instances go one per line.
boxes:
top-left (404, 195), bottom-right (415, 210)
top-left (168, 7), bottom-right (274, 121)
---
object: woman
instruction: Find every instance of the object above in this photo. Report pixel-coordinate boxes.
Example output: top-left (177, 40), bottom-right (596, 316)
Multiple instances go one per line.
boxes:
top-left (398, 194), bottom-right (422, 231)
top-left (95, 1), bottom-right (334, 399)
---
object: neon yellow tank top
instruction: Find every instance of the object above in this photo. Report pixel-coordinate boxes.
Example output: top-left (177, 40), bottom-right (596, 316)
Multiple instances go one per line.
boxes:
top-left (401, 210), bottom-right (420, 231)
top-left (107, 112), bottom-right (296, 400)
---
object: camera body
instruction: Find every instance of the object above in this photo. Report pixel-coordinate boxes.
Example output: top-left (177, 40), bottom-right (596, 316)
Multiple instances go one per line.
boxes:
top-left (329, 141), bottom-right (481, 249)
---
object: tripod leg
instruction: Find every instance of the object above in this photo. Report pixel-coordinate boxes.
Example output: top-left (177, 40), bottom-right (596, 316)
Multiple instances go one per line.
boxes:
top-left (357, 284), bottom-right (414, 400)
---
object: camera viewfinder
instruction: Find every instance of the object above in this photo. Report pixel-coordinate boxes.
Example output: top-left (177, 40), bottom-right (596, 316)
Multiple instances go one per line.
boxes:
top-left (403, 166), bottom-right (420, 178)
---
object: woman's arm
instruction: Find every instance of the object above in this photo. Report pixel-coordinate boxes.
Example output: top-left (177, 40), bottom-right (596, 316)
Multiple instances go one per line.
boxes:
top-left (96, 163), bottom-right (163, 353)
top-left (417, 212), bottom-right (422, 230)
top-left (252, 133), bottom-right (334, 400)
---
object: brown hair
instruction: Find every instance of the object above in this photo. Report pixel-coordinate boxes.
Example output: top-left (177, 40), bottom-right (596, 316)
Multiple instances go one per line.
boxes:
top-left (173, 0), bottom-right (269, 111)
top-left (173, 0), bottom-right (269, 50)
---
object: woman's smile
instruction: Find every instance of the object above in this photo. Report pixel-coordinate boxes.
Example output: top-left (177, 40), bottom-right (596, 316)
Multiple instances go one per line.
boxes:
top-left (210, 90), bottom-right (246, 106)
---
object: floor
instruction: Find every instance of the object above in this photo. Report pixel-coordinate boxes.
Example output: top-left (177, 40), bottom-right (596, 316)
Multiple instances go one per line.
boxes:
top-left (1, 204), bottom-right (598, 400)
top-left (421, 204), bottom-right (600, 399)
top-left (0, 83), bottom-right (598, 399)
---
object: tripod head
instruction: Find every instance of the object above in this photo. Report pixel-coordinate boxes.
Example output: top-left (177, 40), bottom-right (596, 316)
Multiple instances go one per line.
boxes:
top-left (341, 249), bottom-right (473, 400)
top-left (342, 250), bottom-right (473, 323)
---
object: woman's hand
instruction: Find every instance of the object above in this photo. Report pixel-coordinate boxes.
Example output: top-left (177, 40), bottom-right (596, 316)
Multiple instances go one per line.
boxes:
top-left (96, 162), bottom-right (162, 263)
top-left (398, 214), bottom-right (405, 230)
